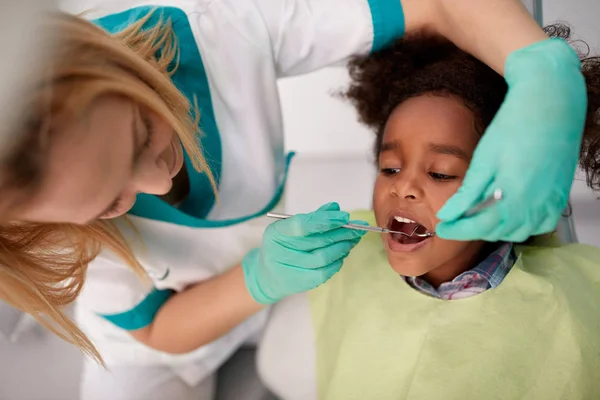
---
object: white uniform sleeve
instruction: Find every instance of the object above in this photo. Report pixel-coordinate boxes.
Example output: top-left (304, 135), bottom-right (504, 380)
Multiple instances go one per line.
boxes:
top-left (79, 252), bottom-right (172, 331)
top-left (244, 0), bottom-right (405, 76)
top-left (61, 0), bottom-right (404, 76)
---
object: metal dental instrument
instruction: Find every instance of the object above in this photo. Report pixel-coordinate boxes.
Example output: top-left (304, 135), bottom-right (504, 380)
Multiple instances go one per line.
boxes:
top-left (463, 189), bottom-right (503, 218)
top-left (266, 189), bottom-right (503, 239)
top-left (265, 213), bottom-right (434, 238)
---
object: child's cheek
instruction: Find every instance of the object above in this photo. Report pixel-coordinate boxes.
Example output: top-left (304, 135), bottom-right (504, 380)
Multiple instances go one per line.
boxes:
top-left (432, 188), bottom-right (460, 217)
top-left (372, 192), bottom-right (387, 228)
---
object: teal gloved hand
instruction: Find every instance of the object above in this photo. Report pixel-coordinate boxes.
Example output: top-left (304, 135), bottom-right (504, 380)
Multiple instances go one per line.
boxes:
top-left (242, 202), bottom-right (367, 304)
top-left (436, 38), bottom-right (587, 242)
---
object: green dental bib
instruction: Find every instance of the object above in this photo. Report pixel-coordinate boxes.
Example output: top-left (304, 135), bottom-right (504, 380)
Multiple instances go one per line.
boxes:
top-left (310, 211), bottom-right (600, 400)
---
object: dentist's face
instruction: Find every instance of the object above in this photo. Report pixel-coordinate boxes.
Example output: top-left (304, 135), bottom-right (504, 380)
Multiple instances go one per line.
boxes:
top-left (373, 95), bottom-right (486, 286)
top-left (16, 95), bottom-right (185, 224)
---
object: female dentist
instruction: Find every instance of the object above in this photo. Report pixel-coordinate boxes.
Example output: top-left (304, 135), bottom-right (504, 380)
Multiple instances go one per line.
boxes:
top-left (0, 0), bottom-right (586, 398)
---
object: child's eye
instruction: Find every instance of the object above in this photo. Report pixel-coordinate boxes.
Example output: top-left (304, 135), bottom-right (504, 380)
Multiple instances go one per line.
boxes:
top-left (429, 172), bottom-right (456, 181)
top-left (380, 168), bottom-right (401, 176)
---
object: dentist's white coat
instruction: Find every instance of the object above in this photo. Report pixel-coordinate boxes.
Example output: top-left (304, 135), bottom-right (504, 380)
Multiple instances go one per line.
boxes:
top-left (56, 0), bottom-right (405, 398)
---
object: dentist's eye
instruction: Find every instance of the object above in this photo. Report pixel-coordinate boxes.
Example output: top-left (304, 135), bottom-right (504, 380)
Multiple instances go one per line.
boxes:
top-left (380, 168), bottom-right (401, 176)
top-left (429, 172), bottom-right (456, 181)
top-left (142, 114), bottom-right (156, 149)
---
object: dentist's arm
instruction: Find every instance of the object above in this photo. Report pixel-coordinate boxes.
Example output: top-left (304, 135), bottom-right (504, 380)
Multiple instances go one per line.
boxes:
top-left (402, 0), bottom-right (547, 74)
top-left (130, 264), bottom-right (264, 353)
top-left (130, 203), bottom-right (365, 353)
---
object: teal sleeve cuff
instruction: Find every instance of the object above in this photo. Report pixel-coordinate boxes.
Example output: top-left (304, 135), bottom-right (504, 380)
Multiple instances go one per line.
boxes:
top-left (367, 0), bottom-right (405, 52)
top-left (98, 288), bottom-right (174, 331)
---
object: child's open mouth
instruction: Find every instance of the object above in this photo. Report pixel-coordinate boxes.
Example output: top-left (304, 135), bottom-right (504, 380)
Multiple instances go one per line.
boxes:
top-left (387, 216), bottom-right (433, 252)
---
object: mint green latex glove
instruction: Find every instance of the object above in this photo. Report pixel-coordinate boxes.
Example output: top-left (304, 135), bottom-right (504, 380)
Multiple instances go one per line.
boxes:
top-left (436, 38), bottom-right (587, 242)
top-left (242, 202), bottom-right (367, 304)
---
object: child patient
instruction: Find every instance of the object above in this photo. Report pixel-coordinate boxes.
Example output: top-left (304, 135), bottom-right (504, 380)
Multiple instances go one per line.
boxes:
top-left (258, 25), bottom-right (600, 400)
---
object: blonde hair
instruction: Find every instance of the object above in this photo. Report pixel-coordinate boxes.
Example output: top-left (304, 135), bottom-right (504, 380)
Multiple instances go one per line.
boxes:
top-left (0, 10), bottom-right (215, 363)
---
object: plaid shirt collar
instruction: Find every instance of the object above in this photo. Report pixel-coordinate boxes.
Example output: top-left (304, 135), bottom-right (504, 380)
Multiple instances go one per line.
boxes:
top-left (403, 242), bottom-right (516, 299)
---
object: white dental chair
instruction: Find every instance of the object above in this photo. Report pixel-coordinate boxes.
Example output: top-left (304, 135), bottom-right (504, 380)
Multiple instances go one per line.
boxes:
top-left (556, 203), bottom-right (579, 244)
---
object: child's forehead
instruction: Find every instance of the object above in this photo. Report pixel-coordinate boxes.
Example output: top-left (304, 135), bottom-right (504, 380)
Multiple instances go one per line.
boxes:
top-left (382, 96), bottom-right (480, 151)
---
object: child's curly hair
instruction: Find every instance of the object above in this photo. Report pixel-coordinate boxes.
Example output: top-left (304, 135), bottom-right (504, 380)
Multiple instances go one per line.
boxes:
top-left (343, 24), bottom-right (600, 191)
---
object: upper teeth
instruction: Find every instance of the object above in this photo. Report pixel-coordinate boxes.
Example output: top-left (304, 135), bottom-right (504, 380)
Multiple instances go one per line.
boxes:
top-left (394, 216), bottom-right (416, 223)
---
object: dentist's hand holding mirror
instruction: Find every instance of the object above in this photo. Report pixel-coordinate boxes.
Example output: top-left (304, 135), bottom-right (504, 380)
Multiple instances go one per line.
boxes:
top-left (436, 39), bottom-right (587, 242)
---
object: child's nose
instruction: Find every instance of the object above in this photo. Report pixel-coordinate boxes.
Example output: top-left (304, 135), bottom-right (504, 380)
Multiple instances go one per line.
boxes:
top-left (390, 175), bottom-right (424, 200)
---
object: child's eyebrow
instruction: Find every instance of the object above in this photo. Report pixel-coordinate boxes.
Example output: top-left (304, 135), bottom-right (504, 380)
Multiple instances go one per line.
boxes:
top-left (428, 143), bottom-right (470, 161)
top-left (380, 142), bottom-right (398, 153)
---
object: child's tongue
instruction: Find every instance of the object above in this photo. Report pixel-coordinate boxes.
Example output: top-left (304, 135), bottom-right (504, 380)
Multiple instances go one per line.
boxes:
top-left (391, 221), bottom-right (429, 244)
top-left (392, 231), bottom-right (427, 244)
top-left (399, 222), bottom-right (420, 235)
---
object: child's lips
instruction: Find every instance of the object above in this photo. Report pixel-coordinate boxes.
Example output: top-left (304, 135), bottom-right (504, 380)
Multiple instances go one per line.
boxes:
top-left (382, 209), bottom-right (434, 253)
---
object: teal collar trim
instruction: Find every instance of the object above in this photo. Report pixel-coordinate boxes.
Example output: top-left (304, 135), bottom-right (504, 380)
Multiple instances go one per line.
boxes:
top-left (93, 6), bottom-right (225, 225)
top-left (129, 152), bottom-right (295, 228)
top-left (99, 288), bottom-right (173, 331)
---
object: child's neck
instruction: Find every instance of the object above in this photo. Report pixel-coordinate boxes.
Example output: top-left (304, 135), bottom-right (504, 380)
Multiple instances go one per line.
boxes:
top-left (422, 241), bottom-right (491, 288)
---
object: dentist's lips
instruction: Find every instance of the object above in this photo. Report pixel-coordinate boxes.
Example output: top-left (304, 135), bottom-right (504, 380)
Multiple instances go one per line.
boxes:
top-left (386, 214), bottom-right (433, 253)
